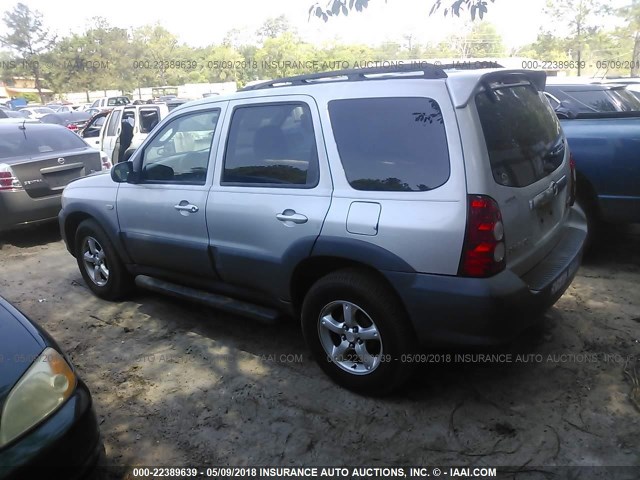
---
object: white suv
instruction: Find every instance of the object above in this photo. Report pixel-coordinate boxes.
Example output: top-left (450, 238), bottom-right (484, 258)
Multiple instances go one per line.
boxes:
top-left (60, 65), bottom-right (587, 394)
top-left (100, 103), bottom-right (170, 163)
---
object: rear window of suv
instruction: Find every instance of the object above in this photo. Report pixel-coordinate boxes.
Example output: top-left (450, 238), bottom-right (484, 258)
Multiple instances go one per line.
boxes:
top-left (476, 84), bottom-right (564, 188)
top-left (328, 97), bottom-right (450, 192)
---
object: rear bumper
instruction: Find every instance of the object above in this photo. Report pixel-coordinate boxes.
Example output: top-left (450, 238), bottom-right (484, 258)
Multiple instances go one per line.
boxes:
top-left (385, 210), bottom-right (587, 346)
top-left (0, 190), bottom-right (61, 232)
top-left (0, 380), bottom-right (102, 480)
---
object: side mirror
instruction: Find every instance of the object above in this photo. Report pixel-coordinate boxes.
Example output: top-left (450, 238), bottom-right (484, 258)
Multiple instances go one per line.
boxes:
top-left (111, 161), bottom-right (133, 183)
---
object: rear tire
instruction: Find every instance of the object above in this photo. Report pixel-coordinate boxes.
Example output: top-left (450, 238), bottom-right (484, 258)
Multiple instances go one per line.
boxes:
top-left (301, 268), bottom-right (418, 395)
top-left (75, 219), bottom-right (133, 300)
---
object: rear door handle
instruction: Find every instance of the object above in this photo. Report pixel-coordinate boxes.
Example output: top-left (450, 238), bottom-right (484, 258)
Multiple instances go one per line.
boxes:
top-left (174, 202), bottom-right (199, 213)
top-left (276, 210), bottom-right (308, 224)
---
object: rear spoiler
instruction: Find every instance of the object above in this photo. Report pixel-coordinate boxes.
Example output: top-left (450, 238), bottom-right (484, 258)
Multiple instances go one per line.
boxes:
top-left (447, 69), bottom-right (547, 108)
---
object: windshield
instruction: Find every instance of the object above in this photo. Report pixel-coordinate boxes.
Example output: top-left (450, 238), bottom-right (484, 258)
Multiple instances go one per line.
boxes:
top-left (550, 86), bottom-right (640, 113)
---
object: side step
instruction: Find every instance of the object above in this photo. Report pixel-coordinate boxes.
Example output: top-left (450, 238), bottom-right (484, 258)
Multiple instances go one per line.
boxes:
top-left (135, 275), bottom-right (281, 324)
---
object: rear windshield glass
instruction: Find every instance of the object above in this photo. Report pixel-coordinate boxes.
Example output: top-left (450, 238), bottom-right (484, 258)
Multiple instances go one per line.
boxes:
top-left (549, 87), bottom-right (640, 113)
top-left (328, 97), bottom-right (450, 192)
top-left (0, 126), bottom-right (88, 159)
top-left (107, 97), bottom-right (130, 106)
top-left (476, 84), bottom-right (564, 188)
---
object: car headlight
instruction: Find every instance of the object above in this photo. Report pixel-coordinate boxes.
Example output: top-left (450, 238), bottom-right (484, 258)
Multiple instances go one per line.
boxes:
top-left (0, 348), bottom-right (76, 447)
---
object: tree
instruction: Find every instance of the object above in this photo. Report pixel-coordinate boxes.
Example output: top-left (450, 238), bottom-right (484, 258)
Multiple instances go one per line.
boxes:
top-left (464, 22), bottom-right (505, 57)
top-left (0, 2), bottom-right (56, 102)
top-left (132, 24), bottom-right (183, 86)
top-left (543, 0), bottom-right (607, 76)
top-left (256, 15), bottom-right (295, 43)
top-left (255, 32), bottom-right (318, 78)
top-left (518, 33), bottom-right (571, 63)
top-left (308, 0), bottom-right (495, 22)
top-left (617, 0), bottom-right (640, 76)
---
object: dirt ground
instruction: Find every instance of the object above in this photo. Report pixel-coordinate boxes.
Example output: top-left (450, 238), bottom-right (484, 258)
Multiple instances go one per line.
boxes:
top-left (0, 222), bottom-right (639, 476)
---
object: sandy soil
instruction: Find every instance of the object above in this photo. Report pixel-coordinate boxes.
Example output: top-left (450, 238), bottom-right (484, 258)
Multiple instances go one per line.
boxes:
top-left (0, 223), bottom-right (638, 477)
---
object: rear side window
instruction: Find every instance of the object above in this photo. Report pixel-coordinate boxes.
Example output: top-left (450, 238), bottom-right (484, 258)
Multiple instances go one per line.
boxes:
top-left (328, 97), bottom-right (449, 192)
top-left (0, 127), bottom-right (88, 158)
top-left (107, 97), bottom-right (129, 106)
top-left (140, 108), bottom-right (160, 133)
top-left (476, 85), bottom-right (564, 188)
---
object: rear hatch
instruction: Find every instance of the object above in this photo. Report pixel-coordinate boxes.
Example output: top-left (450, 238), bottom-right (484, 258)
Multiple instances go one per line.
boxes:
top-left (473, 74), bottom-right (571, 276)
top-left (1, 124), bottom-right (101, 198)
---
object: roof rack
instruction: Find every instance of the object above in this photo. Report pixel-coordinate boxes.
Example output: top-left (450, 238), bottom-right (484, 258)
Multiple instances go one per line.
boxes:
top-left (240, 61), bottom-right (505, 91)
top-left (240, 63), bottom-right (450, 91)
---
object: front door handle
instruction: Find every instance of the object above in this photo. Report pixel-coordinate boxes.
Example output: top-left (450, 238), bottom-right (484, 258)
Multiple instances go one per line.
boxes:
top-left (174, 202), bottom-right (199, 213)
top-left (276, 209), bottom-right (308, 224)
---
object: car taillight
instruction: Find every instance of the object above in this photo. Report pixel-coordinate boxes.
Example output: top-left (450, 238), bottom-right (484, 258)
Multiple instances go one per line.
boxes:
top-left (66, 123), bottom-right (78, 131)
top-left (100, 151), bottom-right (112, 170)
top-left (568, 153), bottom-right (577, 207)
top-left (0, 164), bottom-right (23, 191)
top-left (459, 195), bottom-right (506, 278)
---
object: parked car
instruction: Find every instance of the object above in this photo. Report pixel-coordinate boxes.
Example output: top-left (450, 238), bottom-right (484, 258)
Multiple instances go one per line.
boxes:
top-left (90, 95), bottom-right (130, 111)
top-left (17, 106), bottom-right (56, 120)
top-left (0, 109), bottom-right (27, 119)
top-left (39, 111), bottom-right (91, 133)
top-left (46, 104), bottom-right (77, 113)
top-left (79, 111), bottom-right (111, 149)
top-left (100, 103), bottom-right (169, 163)
top-left (59, 65), bottom-right (586, 394)
top-left (544, 81), bottom-right (640, 247)
top-left (0, 123), bottom-right (108, 232)
top-left (0, 296), bottom-right (103, 479)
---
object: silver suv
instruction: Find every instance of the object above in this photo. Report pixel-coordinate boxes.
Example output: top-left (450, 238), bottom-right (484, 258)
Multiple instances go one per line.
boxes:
top-left (59, 65), bottom-right (587, 394)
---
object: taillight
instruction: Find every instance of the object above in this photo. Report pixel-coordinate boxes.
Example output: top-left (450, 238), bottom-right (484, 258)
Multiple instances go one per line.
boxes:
top-left (459, 195), bottom-right (506, 278)
top-left (100, 151), bottom-right (112, 170)
top-left (66, 123), bottom-right (78, 131)
top-left (0, 164), bottom-right (23, 191)
top-left (568, 153), bottom-right (577, 206)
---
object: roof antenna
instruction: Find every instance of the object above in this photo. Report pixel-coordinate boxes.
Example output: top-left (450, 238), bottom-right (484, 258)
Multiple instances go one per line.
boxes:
top-left (19, 118), bottom-right (27, 130)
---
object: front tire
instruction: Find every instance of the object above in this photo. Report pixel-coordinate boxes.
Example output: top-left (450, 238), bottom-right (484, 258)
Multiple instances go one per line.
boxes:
top-left (301, 268), bottom-right (417, 395)
top-left (75, 219), bottom-right (133, 300)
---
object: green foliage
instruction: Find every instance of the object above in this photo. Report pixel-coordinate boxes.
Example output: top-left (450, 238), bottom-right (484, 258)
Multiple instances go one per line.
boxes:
top-left (0, 2), bottom-right (56, 101)
top-left (2, 0), bottom-right (638, 98)
top-left (256, 15), bottom-right (296, 43)
top-left (308, 1), bottom-right (495, 22)
top-left (517, 0), bottom-right (635, 76)
top-left (430, 0), bottom-right (496, 19)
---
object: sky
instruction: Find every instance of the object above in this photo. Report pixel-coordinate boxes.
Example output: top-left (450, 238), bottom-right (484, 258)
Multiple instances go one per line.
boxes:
top-left (0, 0), bottom-right (547, 50)
top-left (0, 0), bottom-right (631, 51)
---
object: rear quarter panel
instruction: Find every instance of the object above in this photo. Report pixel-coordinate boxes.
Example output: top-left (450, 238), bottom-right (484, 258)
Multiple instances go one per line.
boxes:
top-left (314, 80), bottom-right (468, 275)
